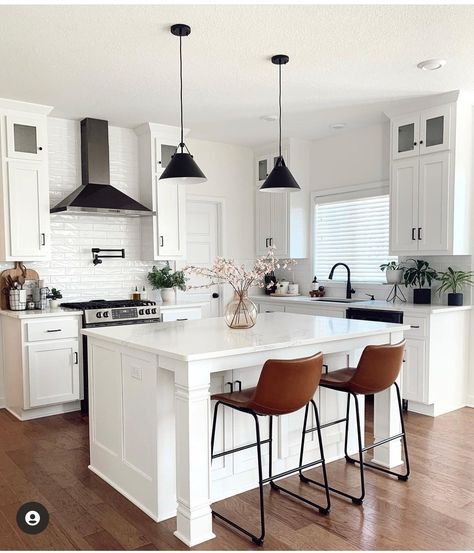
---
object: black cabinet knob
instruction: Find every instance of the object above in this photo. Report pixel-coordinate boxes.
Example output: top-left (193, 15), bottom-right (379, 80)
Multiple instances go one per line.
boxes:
top-left (420, 140), bottom-right (424, 144)
top-left (212, 292), bottom-right (219, 299)
top-left (38, 146), bottom-right (43, 151)
top-left (413, 142), bottom-right (417, 146)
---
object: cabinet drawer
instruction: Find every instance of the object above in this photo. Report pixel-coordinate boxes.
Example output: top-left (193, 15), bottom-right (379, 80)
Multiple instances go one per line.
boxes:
top-left (403, 316), bottom-right (427, 339)
top-left (26, 318), bottom-right (79, 342)
top-left (258, 302), bottom-right (285, 313)
top-left (161, 307), bottom-right (202, 322)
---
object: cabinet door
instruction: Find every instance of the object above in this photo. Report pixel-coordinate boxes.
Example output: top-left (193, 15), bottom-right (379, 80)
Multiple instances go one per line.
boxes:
top-left (271, 192), bottom-right (289, 256)
top-left (418, 151), bottom-right (450, 253)
top-left (256, 155), bottom-right (271, 185)
top-left (154, 140), bottom-right (178, 176)
top-left (401, 339), bottom-right (426, 403)
top-left (7, 160), bottom-right (49, 259)
top-left (419, 105), bottom-right (451, 155)
top-left (392, 114), bottom-right (420, 159)
top-left (6, 115), bottom-right (47, 161)
top-left (156, 178), bottom-right (186, 258)
top-left (390, 158), bottom-right (419, 254)
top-left (27, 339), bottom-right (80, 407)
top-left (255, 186), bottom-right (272, 255)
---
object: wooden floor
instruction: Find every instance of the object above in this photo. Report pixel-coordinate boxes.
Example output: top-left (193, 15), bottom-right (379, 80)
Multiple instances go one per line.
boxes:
top-left (0, 405), bottom-right (473, 551)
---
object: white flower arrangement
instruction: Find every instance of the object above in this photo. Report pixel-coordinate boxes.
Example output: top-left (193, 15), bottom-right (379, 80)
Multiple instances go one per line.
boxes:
top-left (183, 247), bottom-right (297, 295)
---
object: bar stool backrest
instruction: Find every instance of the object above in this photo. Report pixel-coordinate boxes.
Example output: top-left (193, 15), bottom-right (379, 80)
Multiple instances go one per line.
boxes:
top-left (248, 352), bottom-right (323, 416)
top-left (349, 340), bottom-right (406, 395)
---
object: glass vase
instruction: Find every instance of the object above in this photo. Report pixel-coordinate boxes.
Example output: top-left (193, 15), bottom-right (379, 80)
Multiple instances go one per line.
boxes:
top-left (224, 291), bottom-right (258, 329)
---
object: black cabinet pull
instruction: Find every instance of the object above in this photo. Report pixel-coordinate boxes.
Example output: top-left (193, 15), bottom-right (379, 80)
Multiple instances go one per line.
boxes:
top-left (410, 325), bottom-right (420, 329)
top-left (234, 380), bottom-right (242, 392)
top-left (212, 292), bottom-right (220, 299)
top-left (41, 233), bottom-right (46, 246)
top-left (418, 227), bottom-right (422, 240)
top-left (159, 235), bottom-right (164, 247)
top-left (46, 329), bottom-right (61, 333)
top-left (74, 352), bottom-right (79, 365)
top-left (225, 381), bottom-right (234, 393)
top-left (413, 141), bottom-right (417, 146)
top-left (322, 364), bottom-right (329, 374)
top-left (411, 228), bottom-right (416, 241)
top-left (38, 146), bottom-right (43, 151)
top-left (176, 318), bottom-right (188, 321)
top-left (420, 140), bottom-right (424, 145)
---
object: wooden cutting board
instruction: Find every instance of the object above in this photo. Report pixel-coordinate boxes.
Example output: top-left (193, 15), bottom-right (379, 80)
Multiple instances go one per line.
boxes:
top-left (0, 262), bottom-right (40, 310)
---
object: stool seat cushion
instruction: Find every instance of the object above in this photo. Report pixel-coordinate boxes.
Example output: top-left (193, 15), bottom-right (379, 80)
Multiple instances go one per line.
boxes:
top-left (212, 388), bottom-right (257, 409)
top-left (319, 368), bottom-right (357, 391)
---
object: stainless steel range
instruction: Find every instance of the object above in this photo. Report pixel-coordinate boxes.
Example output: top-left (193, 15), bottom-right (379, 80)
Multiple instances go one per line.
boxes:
top-left (62, 299), bottom-right (161, 327)
top-left (61, 299), bottom-right (162, 413)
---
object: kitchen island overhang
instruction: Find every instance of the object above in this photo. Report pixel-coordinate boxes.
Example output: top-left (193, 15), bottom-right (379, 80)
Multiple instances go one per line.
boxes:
top-left (83, 312), bottom-right (409, 547)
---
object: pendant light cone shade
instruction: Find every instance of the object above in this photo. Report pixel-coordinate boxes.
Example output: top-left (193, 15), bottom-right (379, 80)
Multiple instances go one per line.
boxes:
top-left (260, 156), bottom-right (300, 191)
top-left (260, 54), bottom-right (300, 193)
top-left (160, 23), bottom-right (206, 184)
top-left (159, 151), bottom-right (206, 183)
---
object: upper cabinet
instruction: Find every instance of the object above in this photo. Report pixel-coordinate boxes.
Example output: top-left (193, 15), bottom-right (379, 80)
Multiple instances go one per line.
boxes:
top-left (388, 97), bottom-right (472, 256)
top-left (254, 139), bottom-right (311, 259)
top-left (392, 105), bottom-right (451, 160)
top-left (135, 123), bottom-right (186, 261)
top-left (0, 99), bottom-right (53, 262)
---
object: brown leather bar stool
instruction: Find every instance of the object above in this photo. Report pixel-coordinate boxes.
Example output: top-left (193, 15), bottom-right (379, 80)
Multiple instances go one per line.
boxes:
top-left (210, 352), bottom-right (330, 546)
top-left (302, 340), bottom-right (410, 505)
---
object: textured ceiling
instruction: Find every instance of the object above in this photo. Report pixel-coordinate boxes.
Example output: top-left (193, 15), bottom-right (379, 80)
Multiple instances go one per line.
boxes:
top-left (0, 4), bottom-right (473, 146)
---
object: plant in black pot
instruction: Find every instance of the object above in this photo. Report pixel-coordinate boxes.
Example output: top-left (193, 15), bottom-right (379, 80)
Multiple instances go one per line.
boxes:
top-left (436, 267), bottom-right (474, 306)
top-left (403, 259), bottom-right (438, 304)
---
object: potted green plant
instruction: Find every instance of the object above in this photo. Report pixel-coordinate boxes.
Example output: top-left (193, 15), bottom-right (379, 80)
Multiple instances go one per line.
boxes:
top-left (380, 261), bottom-right (404, 284)
top-left (403, 259), bottom-right (438, 304)
top-left (436, 267), bottom-right (474, 306)
top-left (48, 288), bottom-right (63, 309)
top-left (147, 265), bottom-right (187, 304)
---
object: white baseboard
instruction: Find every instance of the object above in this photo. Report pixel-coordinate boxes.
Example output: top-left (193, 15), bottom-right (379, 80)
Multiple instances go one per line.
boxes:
top-left (6, 401), bottom-right (80, 421)
top-left (465, 395), bottom-right (474, 408)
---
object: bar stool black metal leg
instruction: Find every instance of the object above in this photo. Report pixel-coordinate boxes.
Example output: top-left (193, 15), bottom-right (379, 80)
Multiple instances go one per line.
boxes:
top-left (311, 400), bottom-right (331, 514)
top-left (269, 416), bottom-right (278, 491)
top-left (298, 403), bottom-right (310, 481)
top-left (351, 391), bottom-right (366, 504)
top-left (395, 382), bottom-right (411, 480)
top-left (253, 413), bottom-right (266, 545)
top-left (210, 401), bottom-right (221, 459)
top-left (343, 393), bottom-right (354, 464)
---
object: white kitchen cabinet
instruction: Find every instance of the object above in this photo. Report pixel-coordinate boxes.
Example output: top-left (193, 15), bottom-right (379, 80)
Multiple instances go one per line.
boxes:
top-left (391, 105), bottom-right (451, 160)
top-left (0, 99), bottom-right (52, 261)
top-left (389, 99), bottom-right (471, 256)
top-left (6, 113), bottom-right (47, 161)
top-left (135, 123), bottom-right (187, 260)
top-left (0, 312), bottom-right (83, 420)
top-left (27, 339), bottom-right (80, 407)
top-left (6, 160), bottom-right (49, 258)
top-left (160, 305), bottom-right (202, 322)
top-left (390, 152), bottom-right (450, 254)
top-left (401, 338), bottom-right (426, 404)
top-left (254, 139), bottom-right (311, 259)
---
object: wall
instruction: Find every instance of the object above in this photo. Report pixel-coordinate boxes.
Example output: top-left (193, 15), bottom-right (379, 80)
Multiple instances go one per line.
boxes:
top-left (0, 118), bottom-right (254, 303)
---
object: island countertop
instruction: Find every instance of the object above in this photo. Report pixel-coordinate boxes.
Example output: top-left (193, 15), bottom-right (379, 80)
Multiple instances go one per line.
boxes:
top-left (82, 312), bottom-right (410, 362)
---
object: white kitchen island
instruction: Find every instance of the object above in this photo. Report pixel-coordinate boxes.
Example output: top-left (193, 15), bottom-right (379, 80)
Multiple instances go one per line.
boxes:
top-left (83, 312), bottom-right (408, 546)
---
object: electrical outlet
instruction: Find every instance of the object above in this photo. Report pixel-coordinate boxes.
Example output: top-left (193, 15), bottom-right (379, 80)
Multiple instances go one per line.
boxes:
top-left (131, 366), bottom-right (142, 381)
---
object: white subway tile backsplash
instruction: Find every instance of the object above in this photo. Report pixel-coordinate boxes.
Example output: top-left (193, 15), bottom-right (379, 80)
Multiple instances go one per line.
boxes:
top-left (0, 117), bottom-right (157, 302)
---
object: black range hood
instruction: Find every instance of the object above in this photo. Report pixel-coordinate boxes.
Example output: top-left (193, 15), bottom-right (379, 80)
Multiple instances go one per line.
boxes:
top-left (50, 118), bottom-right (153, 217)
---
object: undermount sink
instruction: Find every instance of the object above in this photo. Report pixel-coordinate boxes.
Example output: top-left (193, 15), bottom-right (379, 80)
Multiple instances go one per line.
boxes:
top-left (311, 298), bottom-right (368, 303)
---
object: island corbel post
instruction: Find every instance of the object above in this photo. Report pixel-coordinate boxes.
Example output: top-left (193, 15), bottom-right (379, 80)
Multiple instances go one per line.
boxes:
top-left (83, 313), bottom-right (409, 547)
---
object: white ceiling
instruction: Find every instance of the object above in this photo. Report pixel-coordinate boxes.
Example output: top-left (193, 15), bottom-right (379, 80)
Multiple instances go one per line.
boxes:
top-left (1, 4), bottom-right (474, 147)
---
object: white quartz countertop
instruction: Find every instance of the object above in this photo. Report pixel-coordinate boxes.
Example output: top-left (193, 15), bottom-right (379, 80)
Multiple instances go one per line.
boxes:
top-left (251, 295), bottom-right (472, 314)
top-left (0, 307), bottom-right (83, 319)
top-left (82, 312), bottom-right (410, 362)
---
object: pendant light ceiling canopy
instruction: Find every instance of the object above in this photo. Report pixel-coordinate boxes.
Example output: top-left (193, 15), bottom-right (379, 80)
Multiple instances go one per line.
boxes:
top-left (260, 54), bottom-right (300, 193)
top-left (160, 23), bottom-right (207, 184)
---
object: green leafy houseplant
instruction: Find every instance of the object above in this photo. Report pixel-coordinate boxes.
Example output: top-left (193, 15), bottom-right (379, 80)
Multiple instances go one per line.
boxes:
top-left (380, 261), bottom-right (404, 284)
top-left (48, 288), bottom-right (63, 300)
top-left (436, 267), bottom-right (474, 306)
top-left (403, 259), bottom-right (438, 304)
top-left (147, 265), bottom-right (187, 291)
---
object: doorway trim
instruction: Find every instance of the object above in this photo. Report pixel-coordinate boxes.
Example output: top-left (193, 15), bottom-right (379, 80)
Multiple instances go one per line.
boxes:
top-left (186, 194), bottom-right (226, 316)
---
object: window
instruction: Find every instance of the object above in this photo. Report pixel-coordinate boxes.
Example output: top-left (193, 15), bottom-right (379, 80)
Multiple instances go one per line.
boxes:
top-left (313, 192), bottom-right (396, 283)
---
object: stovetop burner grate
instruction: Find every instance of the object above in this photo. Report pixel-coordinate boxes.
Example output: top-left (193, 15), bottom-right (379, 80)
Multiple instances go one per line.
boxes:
top-left (61, 299), bottom-right (157, 310)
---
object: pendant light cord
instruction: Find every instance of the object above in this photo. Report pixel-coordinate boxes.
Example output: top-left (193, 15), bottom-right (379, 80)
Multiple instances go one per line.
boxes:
top-left (278, 62), bottom-right (282, 158)
top-left (179, 34), bottom-right (184, 152)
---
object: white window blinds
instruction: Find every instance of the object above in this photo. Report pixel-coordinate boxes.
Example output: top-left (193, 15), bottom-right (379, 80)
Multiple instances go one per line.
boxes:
top-left (314, 194), bottom-right (396, 283)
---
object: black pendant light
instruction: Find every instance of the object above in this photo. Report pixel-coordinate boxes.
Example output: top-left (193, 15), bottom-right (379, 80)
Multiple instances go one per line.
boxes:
top-left (260, 55), bottom-right (300, 192)
top-left (160, 24), bottom-right (207, 184)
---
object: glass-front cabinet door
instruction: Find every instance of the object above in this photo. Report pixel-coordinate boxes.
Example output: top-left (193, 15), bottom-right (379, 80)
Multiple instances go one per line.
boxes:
top-left (6, 115), bottom-right (46, 161)
top-left (392, 114), bottom-right (420, 159)
top-left (154, 140), bottom-right (178, 175)
top-left (419, 105), bottom-right (451, 155)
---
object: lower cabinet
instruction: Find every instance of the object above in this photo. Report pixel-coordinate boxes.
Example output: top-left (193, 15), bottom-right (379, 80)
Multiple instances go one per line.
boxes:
top-left (27, 338), bottom-right (80, 407)
top-left (160, 305), bottom-right (202, 322)
top-left (0, 313), bottom-right (83, 420)
top-left (401, 338), bottom-right (426, 404)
